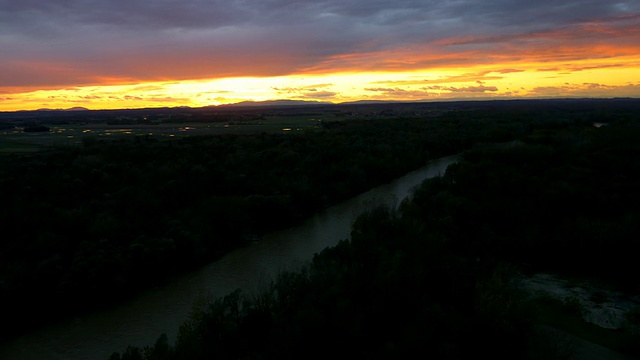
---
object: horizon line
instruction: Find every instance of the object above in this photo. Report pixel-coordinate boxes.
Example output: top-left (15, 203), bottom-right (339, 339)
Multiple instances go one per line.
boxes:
top-left (3, 96), bottom-right (639, 114)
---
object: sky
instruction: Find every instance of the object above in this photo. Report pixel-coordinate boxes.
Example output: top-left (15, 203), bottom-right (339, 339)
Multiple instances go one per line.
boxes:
top-left (1, 0), bottom-right (640, 111)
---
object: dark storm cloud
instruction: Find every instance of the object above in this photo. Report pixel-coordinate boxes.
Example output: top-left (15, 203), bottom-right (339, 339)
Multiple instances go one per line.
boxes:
top-left (2, 1), bottom-right (637, 40)
top-left (1, 0), bottom-right (639, 89)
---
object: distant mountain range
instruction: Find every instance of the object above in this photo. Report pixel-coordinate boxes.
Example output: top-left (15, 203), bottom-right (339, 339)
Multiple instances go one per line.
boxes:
top-left (32, 107), bottom-right (90, 112)
top-left (216, 99), bottom-right (334, 108)
top-left (218, 99), bottom-right (413, 107)
top-left (3, 97), bottom-right (639, 115)
top-left (6, 99), bottom-right (413, 114)
top-left (4, 100), bottom-right (397, 114)
top-left (337, 100), bottom-right (404, 105)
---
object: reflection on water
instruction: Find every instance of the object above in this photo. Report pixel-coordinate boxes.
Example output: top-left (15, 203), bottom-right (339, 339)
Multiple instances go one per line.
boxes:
top-left (0, 155), bottom-right (457, 360)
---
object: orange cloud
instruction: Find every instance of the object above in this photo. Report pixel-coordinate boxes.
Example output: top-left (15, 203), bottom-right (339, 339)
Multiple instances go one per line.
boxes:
top-left (2, 1), bottom-right (640, 109)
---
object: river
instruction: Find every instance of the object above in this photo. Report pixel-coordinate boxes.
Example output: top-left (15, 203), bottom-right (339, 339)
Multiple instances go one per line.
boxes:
top-left (0, 155), bottom-right (458, 360)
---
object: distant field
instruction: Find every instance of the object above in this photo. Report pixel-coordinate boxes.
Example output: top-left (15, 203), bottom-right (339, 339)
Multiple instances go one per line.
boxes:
top-left (0, 117), bottom-right (325, 152)
top-left (0, 137), bottom-right (42, 153)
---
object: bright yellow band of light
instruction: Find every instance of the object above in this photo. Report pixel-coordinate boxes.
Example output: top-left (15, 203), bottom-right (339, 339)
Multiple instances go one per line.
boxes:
top-left (1, 57), bottom-right (639, 112)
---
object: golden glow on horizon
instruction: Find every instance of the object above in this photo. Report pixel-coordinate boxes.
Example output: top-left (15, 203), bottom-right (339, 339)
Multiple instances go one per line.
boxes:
top-left (1, 57), bottom-right (639, 111)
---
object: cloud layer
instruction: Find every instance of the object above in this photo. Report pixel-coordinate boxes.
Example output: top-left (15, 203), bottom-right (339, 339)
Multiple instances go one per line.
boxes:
top-left (1, 0), bottom-right (639, 108)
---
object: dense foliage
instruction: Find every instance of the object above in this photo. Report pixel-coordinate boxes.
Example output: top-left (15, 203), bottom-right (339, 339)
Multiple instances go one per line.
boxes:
top-left (423, 124), bottom-right (640, 286)
top-left (109, 207), bottom-right (535, 360)
top-left (108, 100), bottom-right (640, 359)
top-left (0, 108), bottom-right (525, 340)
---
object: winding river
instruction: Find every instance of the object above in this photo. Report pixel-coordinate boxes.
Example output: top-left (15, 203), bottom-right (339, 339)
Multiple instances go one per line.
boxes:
top-left (0, 155), bottom-right (458, 360)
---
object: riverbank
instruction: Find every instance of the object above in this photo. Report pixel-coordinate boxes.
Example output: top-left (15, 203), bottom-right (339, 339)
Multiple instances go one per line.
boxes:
top-left (536, 325), bottom-right (638, 360)
top-left (520, 273), bottom-right (640, 359)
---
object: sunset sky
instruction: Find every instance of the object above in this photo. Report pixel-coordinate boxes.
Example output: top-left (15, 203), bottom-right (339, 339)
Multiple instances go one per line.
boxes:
top-left (1, 0), bottom-right (639, 111)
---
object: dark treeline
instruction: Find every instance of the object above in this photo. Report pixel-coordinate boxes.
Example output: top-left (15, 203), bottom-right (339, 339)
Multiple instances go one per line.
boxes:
top-left (108, 100), bottom-right (640, 359)
top-left (110, 207), bottom-right (535, 360)
top-left (428, 124), bottom-right (640, 287)
top-left (0, 103), bottom-right (534, 341)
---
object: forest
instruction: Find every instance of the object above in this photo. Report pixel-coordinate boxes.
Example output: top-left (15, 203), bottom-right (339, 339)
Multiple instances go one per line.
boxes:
top-left (108, 99), bottom-right (640, 360)
top-left (0, 100), bottom-right (527, 340)
top-left (1, 99), bottom-right (640, 358)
